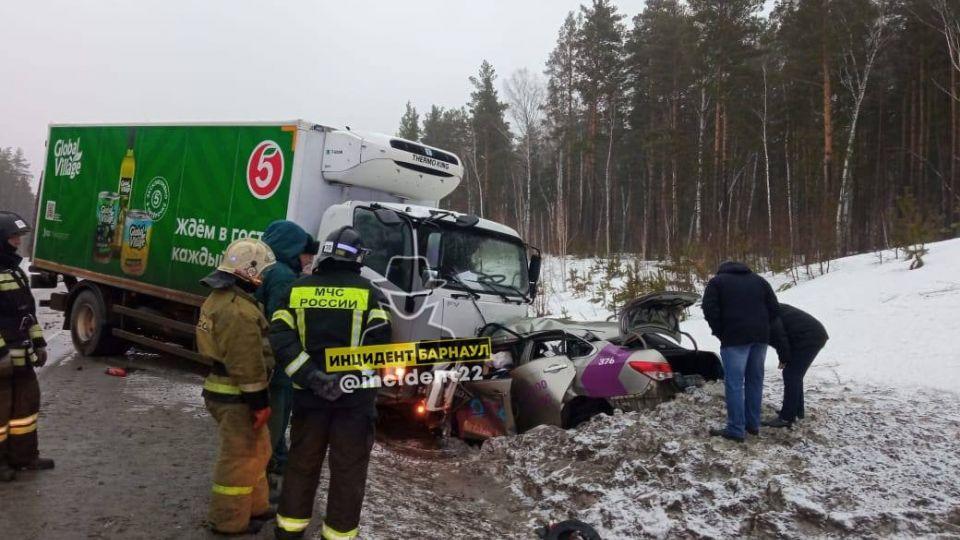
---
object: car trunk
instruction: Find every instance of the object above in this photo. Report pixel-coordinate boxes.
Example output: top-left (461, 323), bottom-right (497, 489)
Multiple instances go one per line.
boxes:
top-left (618, 291), bottom-right (700, 342)
top-left (618, 292), bottom-right (723, 381)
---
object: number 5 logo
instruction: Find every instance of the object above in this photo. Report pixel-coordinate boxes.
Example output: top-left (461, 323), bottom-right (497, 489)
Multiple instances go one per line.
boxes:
top-left (246, 140), bottom-right (285, 199)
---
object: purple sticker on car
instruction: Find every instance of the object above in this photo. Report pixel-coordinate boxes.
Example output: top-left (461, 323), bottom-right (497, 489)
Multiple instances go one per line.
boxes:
top-left (580, 344), bottom-right (631, 398)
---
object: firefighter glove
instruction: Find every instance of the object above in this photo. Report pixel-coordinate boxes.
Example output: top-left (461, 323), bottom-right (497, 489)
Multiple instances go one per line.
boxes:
top-left (0, 352), bottom-right (10, 369)
top-left (34, 347), bottom-right (48, 367)
top-left (252, 406), bottom-right (272, 430)
top-left (306, 370), bottom-right (344, 402)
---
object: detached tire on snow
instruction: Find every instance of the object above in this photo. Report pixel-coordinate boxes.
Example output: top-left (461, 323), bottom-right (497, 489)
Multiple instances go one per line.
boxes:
top-left (70, 289), bottom-right (126, 356)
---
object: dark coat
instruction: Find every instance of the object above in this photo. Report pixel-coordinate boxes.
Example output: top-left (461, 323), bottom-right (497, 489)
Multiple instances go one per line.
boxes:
top-left (0, 246), bottom-right (46, 357)
top-left (701, 261), bottom-right (779, 347)
top-left (769, 304), bottom-right (829, 364)
top-left (269, 263), bottom-right (392, 410)
top-left (256, 220), bottom-right (311, 317)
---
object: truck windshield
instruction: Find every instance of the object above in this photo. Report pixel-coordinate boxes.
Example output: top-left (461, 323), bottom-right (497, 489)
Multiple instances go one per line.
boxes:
top-left (425, 225), bottom-right (529, 298)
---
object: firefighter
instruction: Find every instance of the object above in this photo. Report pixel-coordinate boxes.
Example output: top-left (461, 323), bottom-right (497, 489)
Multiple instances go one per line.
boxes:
top-left (269, 226), bottom-right (392, 540)
top-left (0, 211), bottom-right (55, 482)
top-left (198, 237), bottom-right (278, 535)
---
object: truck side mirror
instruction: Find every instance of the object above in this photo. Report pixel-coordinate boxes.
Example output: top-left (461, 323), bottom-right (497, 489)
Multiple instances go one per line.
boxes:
top-left (528, 253), bottom-right (542, 298)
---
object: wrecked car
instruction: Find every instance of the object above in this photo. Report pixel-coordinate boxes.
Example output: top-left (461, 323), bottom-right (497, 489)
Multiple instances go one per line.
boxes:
top-left (444, 292), bottom-right (724, 441)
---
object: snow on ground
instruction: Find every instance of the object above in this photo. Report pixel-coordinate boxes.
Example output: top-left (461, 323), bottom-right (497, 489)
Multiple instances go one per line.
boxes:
top-left (481, 239), bottom-right (960, 537)
top-left (479, 380), bottom-right (960, 538)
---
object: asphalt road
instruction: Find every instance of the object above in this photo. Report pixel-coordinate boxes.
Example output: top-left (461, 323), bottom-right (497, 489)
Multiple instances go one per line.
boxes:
top-left (0, 339), bottom-right (529, 540)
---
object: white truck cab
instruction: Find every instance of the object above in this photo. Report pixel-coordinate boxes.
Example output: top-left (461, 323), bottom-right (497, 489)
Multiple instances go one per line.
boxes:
top-left (316, 201), bottom-right (538, 341)
top-left (296, 126), bottom-right (541, 342)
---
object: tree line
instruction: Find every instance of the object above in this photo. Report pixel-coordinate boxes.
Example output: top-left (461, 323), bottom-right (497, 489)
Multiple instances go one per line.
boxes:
top-left (0, 147), bottom-right (37, 250)
top-left (397, 0), bottom-right (960, 267)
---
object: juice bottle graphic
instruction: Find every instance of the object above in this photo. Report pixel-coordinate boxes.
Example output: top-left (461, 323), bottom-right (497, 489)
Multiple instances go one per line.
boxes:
top-left (121, 210), bottom-right (152, 277)
top-left (92, 191), bottom-right (120, 263)
top-left (112, 128), bottom-right (137, 253)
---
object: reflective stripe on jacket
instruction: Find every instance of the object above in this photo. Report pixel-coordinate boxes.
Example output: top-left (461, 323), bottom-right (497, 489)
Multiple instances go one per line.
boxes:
top-left (197, 286), bottom-right (274, 409)
top-left (268, 265), bottom-right (392, 409)
top-left (0, 252), bottom-right (46, 360)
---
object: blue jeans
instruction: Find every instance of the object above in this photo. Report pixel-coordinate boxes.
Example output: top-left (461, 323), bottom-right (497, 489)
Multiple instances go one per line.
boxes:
top-left (720, 343), bottom-right (766, 438)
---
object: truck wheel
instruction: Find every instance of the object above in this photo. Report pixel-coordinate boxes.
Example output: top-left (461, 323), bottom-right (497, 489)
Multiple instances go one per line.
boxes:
top-left (70, 289), bottom-right (126, 356)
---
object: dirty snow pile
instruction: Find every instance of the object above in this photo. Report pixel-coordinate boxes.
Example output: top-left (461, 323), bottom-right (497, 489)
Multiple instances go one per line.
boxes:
top-left (483, 239), bottom-right (960, 537)
top-left (480, 381), bottom-right (960, 538)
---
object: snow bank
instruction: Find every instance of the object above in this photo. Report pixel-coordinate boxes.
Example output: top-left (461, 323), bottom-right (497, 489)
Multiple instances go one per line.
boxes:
top-left (479, 381), bottom-right (960, 538)
top-left (541, 238), bottom-right (960, 393)
top-left (498, 239), bottom-right (960, 537)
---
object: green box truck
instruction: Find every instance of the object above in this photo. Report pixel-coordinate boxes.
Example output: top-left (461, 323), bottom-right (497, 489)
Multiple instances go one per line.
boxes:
top-left (32, 120), bottom-right (541, 373)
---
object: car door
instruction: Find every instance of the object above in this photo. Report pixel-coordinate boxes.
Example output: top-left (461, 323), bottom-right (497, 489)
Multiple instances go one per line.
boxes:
top-left (510, 337), bottom-right (576, 431)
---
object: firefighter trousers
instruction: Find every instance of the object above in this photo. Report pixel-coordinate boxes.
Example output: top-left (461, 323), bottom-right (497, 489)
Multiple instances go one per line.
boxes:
top-left (205, 400), bottom-right (272, 533)
top-left (276, 404), bottom-right (376, 539)
top-left (0, 358), bottom-right (41, 467)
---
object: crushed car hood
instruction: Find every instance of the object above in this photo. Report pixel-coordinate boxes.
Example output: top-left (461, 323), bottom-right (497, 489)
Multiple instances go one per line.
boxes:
top-left (481, 317), bottom-right (620, 342)
top-left (618, 291), bottom-right (699, 342)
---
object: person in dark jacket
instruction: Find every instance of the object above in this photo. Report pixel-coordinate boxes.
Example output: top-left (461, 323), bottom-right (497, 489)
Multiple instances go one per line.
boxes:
top-left (0, 211), bottom-right (55, 482)
top-left (269, 226), bottom-right (392, 540)
top-left (702, 261), bottom-right (779, 442)
top-left (764, 304), bottom-right (829, 427)
top-left (256, 220), bottom-right (319, 478)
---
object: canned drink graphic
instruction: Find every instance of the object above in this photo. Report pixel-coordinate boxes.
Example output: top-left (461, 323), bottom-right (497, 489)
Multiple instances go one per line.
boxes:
top-left (93, 191), bottom-right (120, 263)
top-left (121, 210), bottom-right (152, 276)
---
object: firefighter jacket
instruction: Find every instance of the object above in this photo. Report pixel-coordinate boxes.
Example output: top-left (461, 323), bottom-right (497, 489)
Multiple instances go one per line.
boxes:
top-left (269, 264), bottom-right (392, 409)
top-left (197, 285), bottom-right (274, 411)
top-left (0, 249), bottom-right (45, 364)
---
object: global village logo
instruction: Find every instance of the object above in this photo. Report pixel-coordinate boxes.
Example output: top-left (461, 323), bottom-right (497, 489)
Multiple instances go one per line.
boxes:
top-left (53, 138), bottom-right (83, 179)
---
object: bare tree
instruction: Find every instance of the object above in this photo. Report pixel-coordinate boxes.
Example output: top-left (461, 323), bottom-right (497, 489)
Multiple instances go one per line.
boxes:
top-left (761, 62), bottom-right (774, 249)
top-left (784, 126), bottom-right (796, 261)
top-left (932, 0), bottom-right (960, 78)
top-left (931, 0), bottom-right (960, 227)
top-left (836, 1), bottom-right (887, 254)
top-left (504, 68), bottom-right (546, 239)
top-left (690, 86), bottom-right (709, 245)
top-left (604, 104), bottom-right (616, 254)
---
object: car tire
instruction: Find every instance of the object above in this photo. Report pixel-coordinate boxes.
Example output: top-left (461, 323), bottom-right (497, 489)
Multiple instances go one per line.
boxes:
top-left (562, 398), bottom-right (612, 429)
top-left (539, 519), bottom-right (601, 540)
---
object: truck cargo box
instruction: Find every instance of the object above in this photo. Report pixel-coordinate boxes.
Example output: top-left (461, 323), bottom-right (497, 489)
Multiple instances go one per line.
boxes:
top-left (33, 121), bottom-right (459, 302)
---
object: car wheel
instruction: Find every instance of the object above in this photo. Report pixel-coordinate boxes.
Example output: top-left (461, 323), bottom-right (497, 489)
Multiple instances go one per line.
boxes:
top-left (562, 397), bottom-right (613, 429)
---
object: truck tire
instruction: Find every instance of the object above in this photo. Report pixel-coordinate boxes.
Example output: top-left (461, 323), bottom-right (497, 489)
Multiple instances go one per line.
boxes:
top-left (70, 289), bottom-right (126, 356)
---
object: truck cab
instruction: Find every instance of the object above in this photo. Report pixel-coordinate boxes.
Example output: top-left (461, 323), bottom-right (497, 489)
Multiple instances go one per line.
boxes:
top-left (315, 201), bottom-right (539, 342)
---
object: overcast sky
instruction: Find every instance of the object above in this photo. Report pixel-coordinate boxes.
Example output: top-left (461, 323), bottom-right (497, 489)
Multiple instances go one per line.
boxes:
top-left (1, 1), bottom-right (769, 186)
